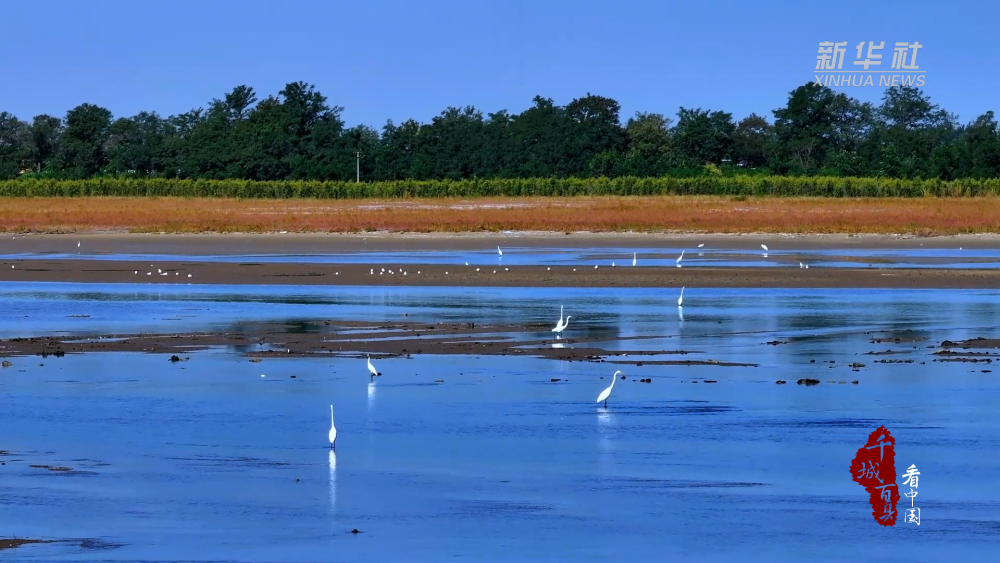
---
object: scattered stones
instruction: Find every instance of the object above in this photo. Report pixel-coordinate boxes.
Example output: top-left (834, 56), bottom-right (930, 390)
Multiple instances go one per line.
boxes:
top-left (249, 358), bottom-right (262, 363)
top-left (851, 380), bottom-right (859, 384)
top-left (848, 362), bottom-right (866, 368)
top-left (776, 380), bottom-right (786, 384)
top-left (704, 380), bottom-right (718, 383)
top-left (550, 378), bottom-right (561, 382)
top-left (797, 378), bottom-right (820, 386)
top-left (766, 340), bottom-right (788, 346)
top-left (639, 378), bottom-right (652, 383)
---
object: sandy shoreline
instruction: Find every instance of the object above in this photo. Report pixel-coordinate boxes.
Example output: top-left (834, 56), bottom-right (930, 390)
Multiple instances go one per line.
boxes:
top-left (1, 259), bottom-right (999, 289)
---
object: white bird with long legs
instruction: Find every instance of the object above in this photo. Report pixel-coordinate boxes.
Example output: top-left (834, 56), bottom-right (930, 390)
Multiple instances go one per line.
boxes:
top-left (367, 355), bottom-right (380, 381)
top-left (678, 286), bottom-right (685, 307)
top-left (676, 250), bottom-right (685, 267)
top-left (597, 370), bottom-right (624, 408)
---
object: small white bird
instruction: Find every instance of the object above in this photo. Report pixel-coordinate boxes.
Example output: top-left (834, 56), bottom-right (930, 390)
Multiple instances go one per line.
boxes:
top-left (158, 269), bottom-right (162, 273)
top-left (547, 267), bottom-right (551, 271)
top-left (597, 370), bottom-right (624, 407)
top-left (465, 262), bottom-right (469, 266)
top-left (498, 246), bottom-right (503, 256)
top-left (595, 265), bottom-right (599, 269)
top-left (697, 243), bottom-right (705, 248)
top-left (805, 264), bottom-right (809, 269)
top-left (678, 286), bottom-right (685, 307)
top-left (612, 262), bottom-right (615, 267)
top-left (367, 355), bottom-right (380, 380)
top-left (800, 262), bottom-right (804, 269)
top-left (476, 268), bottom-right (480, 272)
top-left (77, 241), bottom-right (80, 248)
top-left (633, 252), bottom-right (637, 267)
top-left (329, 405), bottom-right (337, 449)
top-left (504, 267), bottom-right (509, 271)
top-left (187, 274), bottom-right (192, 278)
top-left (146, 272), bottom-right (151, 276)
top-left (761, 244), bottom-right (769, 252)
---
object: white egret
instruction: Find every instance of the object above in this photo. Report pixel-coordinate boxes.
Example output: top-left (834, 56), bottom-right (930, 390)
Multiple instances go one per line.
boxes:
top-left (761, 244), bottom-right (768, 251)
top-left (595, 265), bottom-right (599, 269)
top-left (498, 246), bottom-right (503, 256)
top-left (552, 315), bottom-right (571, 334)
top-left (678, 286), bottom-right (685, 307)
top-left (77, 241), bottom-right (80, 248)
top-left (799, 262), bottom-right (804, 269)
top-left (597, 370), bottom-right (624, 407)
top-left (612, 262), bottom-right (615, 267)
top-left (633, 252), bottom-right (637, 267)
top-left (676, 250), bottom-right (685, 267)
top-left (328, 405), bottom-right (337, 449)
top-left (697, 243), bottom-right (705, 248)
top-left (187, 274), bottom-right (192, 278)
top-left (367, 355), bottom-right (380, 380)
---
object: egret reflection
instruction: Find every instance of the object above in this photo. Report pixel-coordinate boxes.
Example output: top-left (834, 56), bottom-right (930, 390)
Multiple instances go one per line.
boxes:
top-left (328, 450), bottom-right (337, 512)
top-left (678, 306), bottom-right (684, 322)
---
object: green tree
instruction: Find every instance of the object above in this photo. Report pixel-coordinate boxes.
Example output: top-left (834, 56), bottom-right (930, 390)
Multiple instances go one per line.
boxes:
top-left (55, 104), bottom-right (113, 177)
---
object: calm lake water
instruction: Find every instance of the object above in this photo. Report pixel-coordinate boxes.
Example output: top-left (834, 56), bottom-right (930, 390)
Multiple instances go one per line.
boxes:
top-left (2, 281), bottom-right (1000, 562)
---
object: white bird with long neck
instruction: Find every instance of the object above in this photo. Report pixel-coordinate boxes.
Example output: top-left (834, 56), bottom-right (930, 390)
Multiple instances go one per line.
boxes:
top-left (632, 252), bottom-right (637, 267)
top-left (597, 370), bottom-right (624, 407)
top-left (678, 286), bottom-right (685, 307)
top-left (328, 405), bottom-right (337, 449)
top-left (552, 314), bottom-right (571, 334)
top-left (497, 246), bottom-right (503, 256)
top-left (367, 355), bottom-right (380, 381)
top-left (676, 250), bottom-right (685, 267)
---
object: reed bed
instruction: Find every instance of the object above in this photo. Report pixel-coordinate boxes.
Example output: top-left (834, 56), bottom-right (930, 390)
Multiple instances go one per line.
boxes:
top-left (3, 176), bottom-right (1000, 198)
top-left (1, 196), bottom-right (998, 235)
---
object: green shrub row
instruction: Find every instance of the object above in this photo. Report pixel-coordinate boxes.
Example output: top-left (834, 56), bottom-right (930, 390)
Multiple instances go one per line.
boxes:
top-left (2, 176), bottom-right (1000, 198)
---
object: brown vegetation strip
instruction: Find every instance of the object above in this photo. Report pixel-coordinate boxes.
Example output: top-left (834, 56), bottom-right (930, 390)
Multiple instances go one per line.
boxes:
top-left (3, 196), bottom-right (1000, 234)
top-left (2, 259), bottom-right (1000, 289)
top-left (0, 539), bottom-right (54, 551)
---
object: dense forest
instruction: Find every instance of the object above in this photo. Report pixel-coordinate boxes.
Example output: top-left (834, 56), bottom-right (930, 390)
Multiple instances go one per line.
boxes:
top-left (1, 82), bottom-right (998, 182)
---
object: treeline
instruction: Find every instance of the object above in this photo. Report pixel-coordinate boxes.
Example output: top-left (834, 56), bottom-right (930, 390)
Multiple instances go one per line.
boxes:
top-left (4, 177), bottom-right (1000, 198)
top-left (0, 82), bottom-right (998, 182)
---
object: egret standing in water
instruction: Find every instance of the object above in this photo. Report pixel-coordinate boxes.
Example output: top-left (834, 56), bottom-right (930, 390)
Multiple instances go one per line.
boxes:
top-left (367, 355), bottom-right (380, 381)
top-left (328, 405), bottom-right (337, 449)
top-left (761, 244), bottom-right (769, 258)
top-left (498, 246), bottom-right (503, 257)
top-left (632, 252), bottom-right (637, 267)
top-left (676, 250), bottom-right (685, 267)
top-left (552, 314), bottom-right (571, 334)
top-left (678, 287), bottom-right (685, 307)
top-left (597, 370), bottom-right (624, 408)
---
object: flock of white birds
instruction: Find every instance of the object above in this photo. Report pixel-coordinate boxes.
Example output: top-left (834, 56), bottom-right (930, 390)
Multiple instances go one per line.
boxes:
top-left (328, 241), bottom-right (784, 448)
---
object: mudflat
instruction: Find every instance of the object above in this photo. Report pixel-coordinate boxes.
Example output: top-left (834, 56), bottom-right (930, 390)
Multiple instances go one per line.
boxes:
top-left (1, 233), bottom-right (999, 289)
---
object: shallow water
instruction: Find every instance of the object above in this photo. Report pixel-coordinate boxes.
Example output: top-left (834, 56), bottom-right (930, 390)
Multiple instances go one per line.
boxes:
top-left (7, 244), bottom-right (1000, 269)
top-left (2, 283), bottom-right (1000, 561)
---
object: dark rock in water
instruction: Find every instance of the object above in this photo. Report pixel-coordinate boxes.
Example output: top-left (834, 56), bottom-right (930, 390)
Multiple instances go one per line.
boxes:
top-left (350, 529), bottom-right (361, 534)
top-left (290, 375), bottom-right (296, 379)
top-left (852, 380), bottom-right (859, 384)
top-left (550, 378), bottom-right (561, 382)
top-left (797, 378), bottom-right (820, 386)
top-left (849, 362), bottom-right (866, 368)
top-left (168, 355), bottom-right (181, 362)
top-left (704, 380), bottom-right (718, 383)
top-left (776, 380), bottom-right (786, 384)
top-left (766, 340), bottom-right (788, 346)
top-left (1, 360), bottom-right (11, 368)
top-left (809, 359), bottom-right (815, 363)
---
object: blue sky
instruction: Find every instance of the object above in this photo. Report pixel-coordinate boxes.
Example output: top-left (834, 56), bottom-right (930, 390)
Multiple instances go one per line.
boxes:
top-left (3, 0), bottom-right (996, 128)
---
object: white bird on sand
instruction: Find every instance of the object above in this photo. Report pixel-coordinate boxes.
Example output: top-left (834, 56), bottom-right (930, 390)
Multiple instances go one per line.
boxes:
top-left (698, 243), bottom-right (705, 248)
top-left (595, 265), bottom-right (599, 269)
top-left (678, 286), bottom-right (685, 307)
top-left (761, 244), bottom-right (769, 251)
top-left (77, 241), bottom-right (80, 248)
top-left (367, 355), bottom-right (380, 380)
top-left (597, 370), bottom-right (624, 407)
top-left (612, 262), bottom-right (615, 267)
top-left (552, 314), bottom-right (571, 334)
top-left (676, 250), bottom-right (685, 267)
top-left (800, 262), bottom-right (804, 269)
top-left (329, 405), bottom-right (337, 449)
top-left (633, 252), bottom-right (637, 267)
top-left (498, 246), bottom-right (503, 256)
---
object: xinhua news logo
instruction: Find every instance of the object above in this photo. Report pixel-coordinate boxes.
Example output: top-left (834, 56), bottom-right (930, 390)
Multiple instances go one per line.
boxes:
top-left (814, 41), bottom-right (925, 88)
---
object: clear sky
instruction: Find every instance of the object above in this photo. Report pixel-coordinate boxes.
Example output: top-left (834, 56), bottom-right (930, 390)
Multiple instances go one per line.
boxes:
top-left (3, 0), bottom-right (995, 128)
